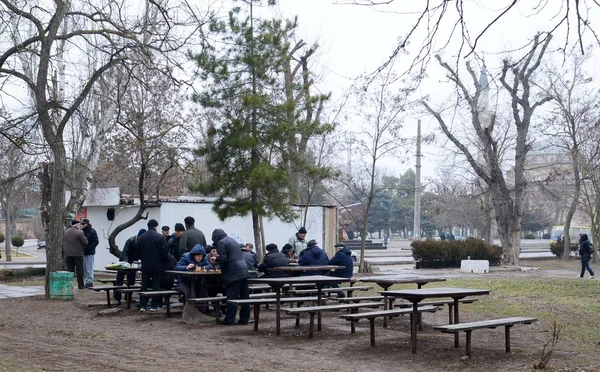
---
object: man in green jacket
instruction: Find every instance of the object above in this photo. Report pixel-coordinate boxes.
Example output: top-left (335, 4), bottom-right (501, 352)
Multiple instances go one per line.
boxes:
top-left (178, 216), bottom-right (207, 258)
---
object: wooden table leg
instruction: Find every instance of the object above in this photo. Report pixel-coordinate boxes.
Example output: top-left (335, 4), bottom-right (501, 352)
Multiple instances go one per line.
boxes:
top-left (411, 301), bottom-right (418, 353)
top-left (453, 297), bottom-right (460, 348)
top-left (317, 285), bottom-right (323, 332)
top-left (275, 286), bottom-right (282, 336)
top-left (505, 325), bottom-right (512, 353)
top-left (253, 303), bottom-right (260, 331)
top-left (466, 330), bottom-right (472, 358)
top-left (308, 311), bottom-right (316, 339)
top-left (369, 317), bottom-right (376, 346)
top-left (381, 284), bottom-right (391, 328)
top-left (106, 290), bottom-right (111, 308)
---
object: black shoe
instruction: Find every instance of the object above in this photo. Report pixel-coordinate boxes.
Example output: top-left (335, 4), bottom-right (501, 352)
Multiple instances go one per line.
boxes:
top-left (238, 321), bottom-right (249, 325)
top-left (220, 321), bottom-right (235, 326)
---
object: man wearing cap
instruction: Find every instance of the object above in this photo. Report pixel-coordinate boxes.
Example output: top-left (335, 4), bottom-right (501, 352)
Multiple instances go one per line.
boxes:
top-left (298, 239), bottom-right (329, 276)
top-left (63, 220), bottom-right (88, 289)
top-left (178, 216), bottom-right (207, 258)
top-left (161, 226), bottom-right (170, 242)
top-left (258, 243), bottom-right (288, 278)
top-left (114, 229), bottom-right (145, 305)
top-left (80, 219), bottom-right (99, 288)
top-left (288, 227), bottom-right (308, 256)
top-left (327, 243), bottom-right (354, 298)
top-left (167, 223), bottom-right (185, 260)
top-left (138, 219), bottom-right (171, 311)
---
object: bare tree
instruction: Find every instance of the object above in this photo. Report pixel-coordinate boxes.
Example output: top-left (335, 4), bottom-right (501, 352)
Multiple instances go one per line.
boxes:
top-left (422, 34), bottom-right (552, 265)
top-left (0, 0), bottom-right (201, 296)
top-left (538, 51), bottom-right (600, 258)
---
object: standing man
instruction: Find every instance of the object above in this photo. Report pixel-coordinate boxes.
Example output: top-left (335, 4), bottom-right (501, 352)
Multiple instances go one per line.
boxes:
top-left (212, 228), bottom-right (249, 325)
top-left (63, 220), bottom-right (88, 290)
top-left (138, 219), bottom-right (170, 311)
top-left (178, 216), bottom-right (207, 258)
top-left (288, 227), bottom-right (308, 257)
top-left (161, 226), bottom-right (171, 242)
top-left (114, 228), bottom-right (145, 305)
top-left (81, 219), bottom-right (99, 288)
top-left (168, 223), bottom-right (185, 260)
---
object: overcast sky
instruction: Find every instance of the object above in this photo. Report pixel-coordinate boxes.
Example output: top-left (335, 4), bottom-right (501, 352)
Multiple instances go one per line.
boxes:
top-left (243, 0), bottom-right (600, 180)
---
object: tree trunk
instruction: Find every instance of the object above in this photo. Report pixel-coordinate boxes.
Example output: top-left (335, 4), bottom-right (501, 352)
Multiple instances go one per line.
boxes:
top-left (44, 147), bottom-right (68, 297)
top-left (562, 149), bottom-right (582, 258)
top-left (4, 204), bottom-right (17, 262)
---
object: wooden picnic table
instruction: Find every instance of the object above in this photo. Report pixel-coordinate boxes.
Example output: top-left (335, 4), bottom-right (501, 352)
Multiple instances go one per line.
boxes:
top-left (267, 265), bottom-right (345, 276)
top-left (380, 287), bottom-right (490, 354)
top-left (248, 275), bottom-right (351, 336)
top-left (356, 275), bottom-right (447, 327)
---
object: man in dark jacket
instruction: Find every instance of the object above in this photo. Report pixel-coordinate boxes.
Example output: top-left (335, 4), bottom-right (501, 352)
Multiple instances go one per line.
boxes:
top-left (168, 223), bottom-right (185, 260)
top-left (174, 244), bottom-right (214, 300)
top-left (258, 243), bottom-right (288, 278)
top-left (212, 228), bottom-right (250, 325)
top-left (578, 233), bottom-right (595, 279)
top-left (328, 243), bottom-right (354, 298)
top-left (138, 219), bottom-right (170, 311)
top-left (63, 220), bottom-right (88, 289)
top-left (241, 243), bottom-right (258, 274)
top-left (179, 216), bottom-right (207, 258)
top-left (81, 219), bottom-right (99, 288)
top-left (161, 226), bottom-right (171, 242)
top-left (298, 239), bottom-right (329, 276)
top-left (114, 229), bottom-right (145, 305)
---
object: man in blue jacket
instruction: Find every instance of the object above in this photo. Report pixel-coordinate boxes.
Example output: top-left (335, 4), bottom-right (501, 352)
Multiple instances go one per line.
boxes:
top-left (212, 229), bottom-right (250, 325)
top-left (174, 244), bottom-right (213, 301)
top-left (138, 219), bottom-right (170, 311)
top-left (328, 243), bottom-right (354, 297)
top-left (298, 239), bottom-right (329, 275)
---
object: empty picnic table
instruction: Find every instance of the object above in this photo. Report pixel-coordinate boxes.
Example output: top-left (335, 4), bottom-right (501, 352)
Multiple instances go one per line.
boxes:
top-left (381, 287), bottom-right (490, 354)
top-left (248, 275), bottom-right (351, 336)
top-left (357, 275), bottom-right (447, 327)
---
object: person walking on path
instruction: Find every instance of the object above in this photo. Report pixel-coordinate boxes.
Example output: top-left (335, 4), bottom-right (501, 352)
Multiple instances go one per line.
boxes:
top-left (212, 228), bottom-right (250, 325)
top-left (578, 233), bottom-right (595, 279)
top-left (81, 219), bottom-right (99, 288)
top-left (63, 220), bottom-right (88, 289)
top-left (178, 216), bottom-right (207, 258)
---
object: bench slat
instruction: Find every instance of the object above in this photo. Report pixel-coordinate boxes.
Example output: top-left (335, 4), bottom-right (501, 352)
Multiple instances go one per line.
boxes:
top-left (288, 286), bottom-right (372, 295)
top-left (433, 317), bottom-right (538, 333)
top-left (228, 296), bottom-right (318, 305)
top-left (336, 296), bottom-right (385, 303)
top-left (138, 290), bottom-right (180, 296)
top-left (339, 306), bottom-right (438, 320)
top-left (284, 302), bottom-right (383, 314)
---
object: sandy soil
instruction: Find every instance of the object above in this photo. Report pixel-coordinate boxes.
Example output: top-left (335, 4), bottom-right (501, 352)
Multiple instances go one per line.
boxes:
top-left (0, 265), bottom-right (597, 372)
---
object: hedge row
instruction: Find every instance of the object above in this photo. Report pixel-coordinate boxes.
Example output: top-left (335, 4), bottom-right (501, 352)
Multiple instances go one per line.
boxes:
top-left (550, 242), bottom-right (578, 258)
top-left (411, 239), bottom-right (503, 269)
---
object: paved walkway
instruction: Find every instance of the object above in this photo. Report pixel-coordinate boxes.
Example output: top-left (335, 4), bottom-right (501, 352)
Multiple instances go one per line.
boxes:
top-left (0, 284), bottom-right (44, 299)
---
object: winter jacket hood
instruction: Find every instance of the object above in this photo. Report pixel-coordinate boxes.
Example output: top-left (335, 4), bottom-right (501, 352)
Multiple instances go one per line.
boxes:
top-left (328, 246), bottom-right (353, 278)
top-left (298, 244), bottom-right (329, 275)
top-left (212, 229), bottom-right (227, 244)
top-left (214, 229), bottom-right (248, 284)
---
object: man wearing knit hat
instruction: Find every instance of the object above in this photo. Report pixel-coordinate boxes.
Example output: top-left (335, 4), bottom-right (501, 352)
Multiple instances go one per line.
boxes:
top-left (114, 228), bottom-right (146, 305)
top-left (287, 226), bottom-right (308, 256)
top-left (167, 223), bottom-right (185, 260)
top-left (63, 220), bottom-right (88, 289)
top-left (138, 219), bottom-right (170, 311)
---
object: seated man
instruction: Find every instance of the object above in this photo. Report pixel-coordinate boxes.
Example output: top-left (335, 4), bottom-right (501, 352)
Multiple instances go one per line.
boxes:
top-left (327, 243), bottom-right (354, 298)
top-left (281, 243), bottom-right (298, 263)
top-left (174, 244), bottom-right (213, 301)
top-left (298, 240), bottom-right (329, 275)
top-left (258, 243), bottom-right (288, 278)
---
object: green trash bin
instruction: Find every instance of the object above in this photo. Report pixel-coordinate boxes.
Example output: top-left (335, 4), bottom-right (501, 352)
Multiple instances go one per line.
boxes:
top-left (49, 271), bottom-right (74, 300)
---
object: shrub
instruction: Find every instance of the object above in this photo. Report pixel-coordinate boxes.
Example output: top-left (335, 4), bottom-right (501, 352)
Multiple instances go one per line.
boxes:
top-left (411, 239), bottom-right (503, 268)
top-left (11, 235), bottom-right (24, 248)
top-left (550, 242), bottom-right (578, 258)
top-left (0, 232), bottom-right (4, 243)
top-left (524, 234), bottom-right (536, 239)
top-left (542, 233), bottom-right (551, 239)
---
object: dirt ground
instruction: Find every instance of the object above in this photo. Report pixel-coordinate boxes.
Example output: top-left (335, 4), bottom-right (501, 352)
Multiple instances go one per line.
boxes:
top-left (0, 267), bottom-right (597, 372)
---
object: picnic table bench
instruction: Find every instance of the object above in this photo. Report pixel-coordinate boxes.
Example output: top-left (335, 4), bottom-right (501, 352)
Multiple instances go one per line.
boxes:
top-left (116, 287), bottom-right (144, 309)
top-left (287, 285), bottom-right (372, 297)
top-left (395, 298), bottom-right (478, 324)
top-left (339, 306), bottom-right (439, 345)
top-left (90, 285), bottom-right (130, 307)
top-left (336, 295), bottom-right (385, 303)
top-left (138, 290), bottom-right (180, 317)
top-left (433, 317), bottom-right (538, 358)
top-left (228, 296), bottom-right (318, 331)
top-left (284, 302), bottom-right (384, 339)
top-left (97, 278), bottom-right (118, 285)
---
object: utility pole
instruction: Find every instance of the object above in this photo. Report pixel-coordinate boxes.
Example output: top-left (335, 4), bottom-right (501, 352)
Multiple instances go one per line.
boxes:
top-left (413, 120), bottom-right (421, 240)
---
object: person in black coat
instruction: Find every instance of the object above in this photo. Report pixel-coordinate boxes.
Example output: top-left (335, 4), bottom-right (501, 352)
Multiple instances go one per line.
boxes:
top-left (212, 229), bottom-right (250, 325)
top-left (578, 233), bottom-right (595, 279)
top-left (81, 219), bottom-right (99, 288)
top-left (138, 219), bottom-right (171, 311)
top-left (114, 229), bottom-right (145, 305)
top-left (328, 243), bottom-right (354, 298)
top-left (298, 240), bottom-right (329, 275)
top-left (258, 243), bottom-right (288, 278)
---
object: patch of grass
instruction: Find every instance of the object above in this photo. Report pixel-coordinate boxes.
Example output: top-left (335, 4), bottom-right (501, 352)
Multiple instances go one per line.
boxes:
top-left (9, 250), bottom-right (36, 258)
top-left (2, 279), bottom-right (45, 286)
top-left (53, 329), bottom-right (107, 340)
top-left (0, 357), bottom-right (43, 371)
